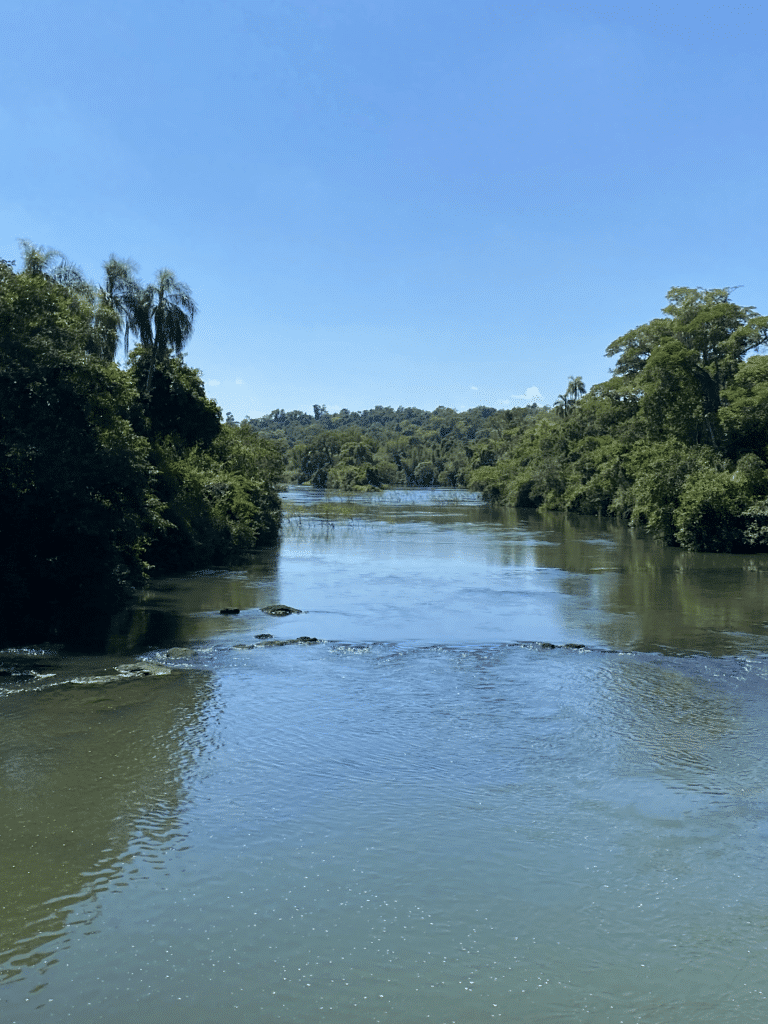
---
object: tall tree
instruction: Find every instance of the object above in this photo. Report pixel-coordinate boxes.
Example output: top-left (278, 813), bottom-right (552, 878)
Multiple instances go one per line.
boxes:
top-left (606, 287), bottom-right (768, 446)
top-left (566, 375), bottom-right (586, 402)
top-left (554, 375), bottom-right (586, 417)
top-left (19, 239), bottom-right (65, 278)
top-left (19, 240), bottom-right (92, 294)
top-left (133, 268), bottom-right (197, 395)
top-left (101, 255), bottom-right (141, 359)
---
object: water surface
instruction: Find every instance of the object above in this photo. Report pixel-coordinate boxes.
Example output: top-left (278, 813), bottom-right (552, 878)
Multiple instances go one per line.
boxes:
top-left (2, 488), bottom-right (768, 1023)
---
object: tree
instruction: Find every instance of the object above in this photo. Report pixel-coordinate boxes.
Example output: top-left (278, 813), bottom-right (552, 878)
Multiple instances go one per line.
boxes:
top-left (554, 375), bottom-right (586, 417)
top-left (16, 240), bottom-right (120, 361)
top-left (131, 268), bottom-right (197, 395)
top-left (19, 239), bottom-right (68, 279)
top-left (607, 287), bottom-right (768, 446)
top-left (128, 350), bottom-right (221, 450)
top-left (0, 259), bottom-right (157, 637)
top-left (101, 255), bottom-right (142, 359)
top-left (1, 245), bottom-right (281, 641)
top-left (566, 375), bottom-right (586, 402)
top-left (719, 355), bottom-right (768, 458)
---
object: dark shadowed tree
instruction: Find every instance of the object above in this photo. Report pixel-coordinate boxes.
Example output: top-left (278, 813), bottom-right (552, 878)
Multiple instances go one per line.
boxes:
top-left (131, 268), bottom-right (197, 395)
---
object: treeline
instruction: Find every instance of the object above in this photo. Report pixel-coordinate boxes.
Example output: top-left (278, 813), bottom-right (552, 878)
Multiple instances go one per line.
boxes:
top-left (471, 287), bottom-right (768, 552)
top-left (0, 244), bottom-right (281, 642)
top-left (243, 403), bottom-right (527, 489)
top-left (244, 284), bottom-right (768, 553)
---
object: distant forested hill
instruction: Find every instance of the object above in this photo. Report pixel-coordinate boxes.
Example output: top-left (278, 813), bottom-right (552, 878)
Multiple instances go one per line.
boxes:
top-left (243, 403), bottom-right (534, 489)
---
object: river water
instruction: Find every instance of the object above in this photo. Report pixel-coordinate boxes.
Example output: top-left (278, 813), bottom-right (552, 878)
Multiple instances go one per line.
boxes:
top-left (2, 487), bottom-right (768, 1023)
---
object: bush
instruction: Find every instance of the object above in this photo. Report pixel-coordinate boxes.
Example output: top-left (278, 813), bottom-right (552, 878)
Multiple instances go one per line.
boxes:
top-left (673, 469), bottom-right (743, 551)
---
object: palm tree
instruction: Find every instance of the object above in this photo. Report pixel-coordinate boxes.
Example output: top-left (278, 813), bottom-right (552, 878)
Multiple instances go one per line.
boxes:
top-left (19, 240), bottom-right (91, 295)
top-left (101, 256), bottom-right (142, 360)
top-left (19, 239), bottom-right (64, 277)
top-left (20, 240), bottom-right (121, 359)
top-left (131, 269), bottom-right (197, 395)
top-left (554, 393), bottom-right (569, 418)
top-left (565, 375), bottom-right (586, 403)
top-left (553, 377), bottom-right (586, 418)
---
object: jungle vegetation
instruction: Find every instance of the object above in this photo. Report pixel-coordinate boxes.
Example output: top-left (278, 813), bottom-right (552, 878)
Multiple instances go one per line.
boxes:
top-left (0, 243), bottom-right (281, 642)
top-left (246, 285), bottom-right (768, 554)
top-left (469, 287), bottom-right (768, 553)
top-left (243, 403), bottom-right (518, 490)
top-left (4, 251), bottom-right (767, 649)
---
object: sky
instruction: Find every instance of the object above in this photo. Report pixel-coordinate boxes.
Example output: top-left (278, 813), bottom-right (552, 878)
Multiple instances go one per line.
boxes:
top-left (3, 0), bottom-right (767, 420)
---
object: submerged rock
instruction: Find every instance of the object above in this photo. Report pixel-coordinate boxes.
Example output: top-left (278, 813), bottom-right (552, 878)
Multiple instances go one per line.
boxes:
top-left (219, 607), bottom-right (240, 615)
top-left (261, 605), bottom-right (303, 616)
top-left (257, 636), bottom-right (320, 646)
top-left (71, 661), bottom-right (173, 687)
top-left (115, 661), bottom-right (171, 677)
top-left (529, 641), bottom-right (590, 651)
top-left (166, 647), bottom-right (194, 659)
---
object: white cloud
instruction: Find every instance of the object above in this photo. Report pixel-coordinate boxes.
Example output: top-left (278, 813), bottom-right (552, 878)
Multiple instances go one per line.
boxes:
top-left (521, 386), bottom-right (543, 402)
top-left (206, 378), bottom-right (221, 387)
top-left (501, 386), bottom-right (544, 406)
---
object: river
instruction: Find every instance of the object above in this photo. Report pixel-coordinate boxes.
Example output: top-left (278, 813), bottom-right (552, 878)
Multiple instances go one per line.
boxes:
top-left (2, 487), bottom-right (768, 1023)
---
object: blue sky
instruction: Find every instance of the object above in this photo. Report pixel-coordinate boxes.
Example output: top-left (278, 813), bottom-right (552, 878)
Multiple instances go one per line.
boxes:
top-left (3, 1), bottom-right (767, 419)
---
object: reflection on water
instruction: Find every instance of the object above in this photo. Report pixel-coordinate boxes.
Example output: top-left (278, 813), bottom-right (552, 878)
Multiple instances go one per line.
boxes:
top-left (0, 670), bottom-right (215, 986)
top-left (278, 487), bottom-right (768, 656)
top-left (33, 486), bottom-right (768, 659)
top-left (3, 488), bottom-right (768, 1023)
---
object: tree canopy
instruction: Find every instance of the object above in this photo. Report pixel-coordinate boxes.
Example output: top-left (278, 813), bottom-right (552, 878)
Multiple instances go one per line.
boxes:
top-left (244, 403), bottom-right (512, 490)
top-left (470, 286), bottom-right (768, 552)
top-left (0, 244), bottom-right (280, 643)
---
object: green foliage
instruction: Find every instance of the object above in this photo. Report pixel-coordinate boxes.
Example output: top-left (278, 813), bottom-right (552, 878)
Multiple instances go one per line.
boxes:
top-left (249, 403), bottom-right (510, 491)
top-left (128, 349), bottom-right (221, 449)
top-left (138, 437), bottom-right (280, 573)
top-left (621, 441), bottom-right (721, 543)
top-left (0, 247), bottom-right (280, 642)
top-left (719, 355), bottom-right (768, 458)
top-left (673, 469), bottom-right (744, 553)
top-left (472, 286), bottom-right (768, 552)
top-left (0, 260), bottom-right (156, 636)
top-left (133, 268), bottom-right (197, 395)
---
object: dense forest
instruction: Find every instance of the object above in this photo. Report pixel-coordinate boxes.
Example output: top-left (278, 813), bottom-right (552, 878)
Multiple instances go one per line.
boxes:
top-left (245, 286), bottom-right (768, 554)
top-left (4, 252), bottom-right (768, 645)
top-left (0, 243), bottom-right (281, 642)
top-left (244, 403), bottom-right (527, 489)
top-left (469, 287), bottom-right (768, 553)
